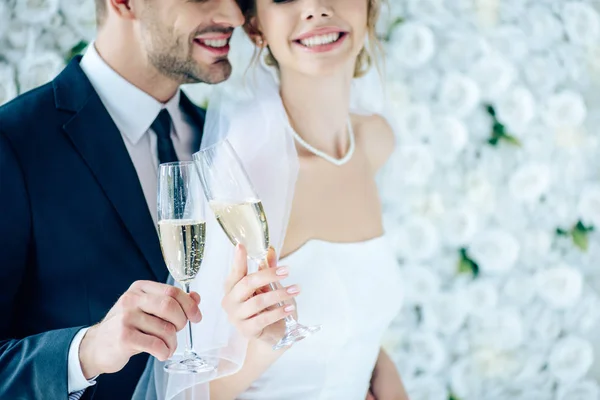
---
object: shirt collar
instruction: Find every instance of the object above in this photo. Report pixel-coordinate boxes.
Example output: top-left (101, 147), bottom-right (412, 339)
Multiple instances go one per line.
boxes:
top-left (80, 43), bottom-right (182, 145)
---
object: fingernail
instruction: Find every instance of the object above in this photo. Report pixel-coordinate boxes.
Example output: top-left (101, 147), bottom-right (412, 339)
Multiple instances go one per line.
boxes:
top-left (276, 267), bottom-right (289, 276)
top-left (284, 305), bottom-right (296, 313)
top-left (286, 285), bottom-right (300, 294)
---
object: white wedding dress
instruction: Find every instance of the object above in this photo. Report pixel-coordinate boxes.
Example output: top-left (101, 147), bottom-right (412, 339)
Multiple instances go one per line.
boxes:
top-left (237, 236), bottom-right (403, 400)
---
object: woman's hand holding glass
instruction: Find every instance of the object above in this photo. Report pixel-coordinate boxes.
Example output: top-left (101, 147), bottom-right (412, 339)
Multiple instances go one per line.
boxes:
top-left (221, 245), bottom-right (301, 347)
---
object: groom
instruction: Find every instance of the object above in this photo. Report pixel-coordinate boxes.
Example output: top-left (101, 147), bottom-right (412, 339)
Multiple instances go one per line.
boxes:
top-left (0, 0), bottom-right (243, 399)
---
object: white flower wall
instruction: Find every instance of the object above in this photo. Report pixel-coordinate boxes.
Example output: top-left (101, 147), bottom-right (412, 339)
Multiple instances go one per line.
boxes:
top-left (3, 1), bottom-right (600, 399)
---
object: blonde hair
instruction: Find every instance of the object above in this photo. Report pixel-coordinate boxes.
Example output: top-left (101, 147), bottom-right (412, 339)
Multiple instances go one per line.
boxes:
top-left (237, 0), bottom-right (383, 78)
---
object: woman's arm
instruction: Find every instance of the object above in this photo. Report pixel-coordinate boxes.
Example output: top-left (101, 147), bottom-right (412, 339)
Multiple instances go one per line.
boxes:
top-left (210, 339), bottom-right (286, 400)
top-left (209, 245), bottom-right (300, 400)
top-left (369, 349), bottom-right (409, 400)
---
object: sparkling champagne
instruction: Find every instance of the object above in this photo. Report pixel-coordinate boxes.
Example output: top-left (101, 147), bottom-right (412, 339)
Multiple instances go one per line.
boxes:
top-left (209, 200), bottom-right (269, 260)
top-left (158, 220), bottom-right (206, 284)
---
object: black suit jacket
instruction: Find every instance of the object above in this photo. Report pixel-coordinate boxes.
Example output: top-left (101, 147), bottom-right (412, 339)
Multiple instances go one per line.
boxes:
top-left (0, 56), bottom-right (205, 399)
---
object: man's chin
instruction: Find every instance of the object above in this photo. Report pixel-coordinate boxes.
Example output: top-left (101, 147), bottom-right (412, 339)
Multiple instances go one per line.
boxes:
top-left (191, 59), bottom-right (232, 85)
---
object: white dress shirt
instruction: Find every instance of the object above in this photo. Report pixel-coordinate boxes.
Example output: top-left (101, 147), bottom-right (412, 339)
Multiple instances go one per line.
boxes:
top-left (67, 44), bottom-right (198, 395)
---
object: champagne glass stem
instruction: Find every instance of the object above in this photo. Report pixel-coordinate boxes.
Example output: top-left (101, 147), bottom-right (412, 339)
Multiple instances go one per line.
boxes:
top-left (259, 256), bottom-right (299, 326)
top-left (183, 282), bottom-right (195, 358)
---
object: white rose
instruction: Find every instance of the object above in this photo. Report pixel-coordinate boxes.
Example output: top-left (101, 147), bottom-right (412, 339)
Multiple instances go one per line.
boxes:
top-left (437, 35), bottom-right (490, 72)
top-left (0, 2), bottom-right (9, 40)
top-left (495, 86), bottom-right (536, 132)
top-left (513, 352), bottom-right (547, 384)
top-left (7, 21), bottom-right (30, 50)
top-left (527, 305), bottom-right (563, 344)
top-left (469, 53), bottom-right (515, 101)
top-left (18, 52), bottom-right (65, 94)
top-left (60, 0), bottom-right (97, 41)
top-left (464, 280), bottom-right (498, 316)
top-left (51, 21), bottom-right (82, 54)
top-left (410, 191), bottom-right (446, 221)
top-left (563, 293), bottom-right (600, 334)
top-left (468, 229), bottom-right (520, 274)
top-left (518, 230), bottom-right (553, 268)
top-left (422, 292), bottom-right (468, 335)
top-left (440, 207), bottom-right (478, 247)
top-left (502, 273), bottom-right (536, 306)
top-left (508, 163), bottom-right (552, 203)
top-left (489, 26), bottom-right (529, 62)
top-left (390, 23), bottom-right (436, 69)
top-left (387, 80), bottom-right (411, 117)
top-left (541, 90), bottom-right (587, 129)
top-left (405, 377), bottom-right (448, 400)
top-left (437, 73), bottom-right (481, 118)
top-left (535, 264), bottom-right (583, 309)
top-left (391, 145), bottom-right (435, 187)
top-left (521, 4), bottom-right (564, 51)
top-left (428, 116), bottom-right (469, 165)
top-left (403, 331), bottom-right (447, 374)
top-left (563, 2), bottom-right (600, 47)
top-left (548, 336), bottom-right (594, 384)
top-left (471, 349), bottom-right (522, 380)
top-left (401, 264), bottom-right (441, 305)
top-left (393, 216), bottom-right (440, 262)
top-left (0, 64), bottom-right (18, 106)
top-left (395, 104), bottom-right (433, 144)
top-left (469, 307), bottom-right (525, 351)
top-left (578, 184), bottom-right (600, 227)
top-left (557, 380), bottom-right (600, 400)
top-left (406, 0), bottom-right (450, 27)
top-left (474, 0), bottom-right (500, 29)
top-left (523, 54), bottom-right (563, 98)
top-left (15, 0), bottom-right (59, 25)
top-left (465, 171), bottom-right (497, 215)
top-left (450, 357), bottom-right (484, 400)
top-left (182, 84), bottom-right (214, 108)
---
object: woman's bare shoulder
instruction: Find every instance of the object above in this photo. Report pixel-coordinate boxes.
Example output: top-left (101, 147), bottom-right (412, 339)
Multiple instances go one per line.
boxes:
top-left (352, 113), bottom-right (396, 172)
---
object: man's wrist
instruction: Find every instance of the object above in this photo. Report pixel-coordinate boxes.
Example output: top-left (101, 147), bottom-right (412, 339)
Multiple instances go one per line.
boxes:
top-left (79, 325), bottom-right (101, 379)
top-left (68, 327), bottom-right (98, 393)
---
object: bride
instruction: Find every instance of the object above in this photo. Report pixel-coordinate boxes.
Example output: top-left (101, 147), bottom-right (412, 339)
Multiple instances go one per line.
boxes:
top-left (136, 0), bottom-right (406, 399)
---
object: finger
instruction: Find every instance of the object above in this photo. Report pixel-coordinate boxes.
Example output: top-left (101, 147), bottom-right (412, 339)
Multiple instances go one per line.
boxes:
top-left (190, 292), bottom-right (201, 305)
top-left (266, 246), bottom-right (278, 269)
top-left (229, 266), bottom-right (289, 303)
top-left (224, 244), bottom-right (249, 293)
top-left (124, 328), bottom-right (171, 362)
top-left (137, 293), bottom-right (189, 331)
top-left (130, 311), bottom-right (178, 357)
top-left (132, 281), bottom-right (202, 323)
top-left (236, 285), bottom-right (300, 320)
top-left (366, 392), bottom-right (376, 400)
top-left (243, 304), bottom-right (296, 337)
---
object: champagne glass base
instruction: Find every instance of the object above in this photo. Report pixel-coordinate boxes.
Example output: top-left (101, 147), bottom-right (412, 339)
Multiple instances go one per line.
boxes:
top-left (272, 324), bottom-right (321, 351)
top-left (164, 354), bottom-right (216, 375)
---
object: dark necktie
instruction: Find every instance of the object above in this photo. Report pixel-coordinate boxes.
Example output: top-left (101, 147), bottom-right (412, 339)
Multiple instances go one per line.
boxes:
top-left (151, 109), bottom-right (178, 164)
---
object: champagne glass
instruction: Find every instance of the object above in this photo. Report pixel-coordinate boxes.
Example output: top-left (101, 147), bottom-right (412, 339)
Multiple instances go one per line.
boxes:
top-left (157, 162), bottom-right (214, 374)
top-left (194, 140), bottom-right (321, 350)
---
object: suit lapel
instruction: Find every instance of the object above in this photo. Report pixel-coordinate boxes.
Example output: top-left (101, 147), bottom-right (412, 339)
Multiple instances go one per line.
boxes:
top-left (180, 91), bottom-right (205, 153)
top-left (54, 57), bottom-right (169, 282)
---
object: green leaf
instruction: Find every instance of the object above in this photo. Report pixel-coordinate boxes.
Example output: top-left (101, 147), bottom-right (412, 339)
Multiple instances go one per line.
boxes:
top-left (572, 225), bottom-right (590, 251)
top-left (457, 249), bottom-right (480, 277)
top-left (556, 228), bottom-right (569, 236)
top-left (66, 41), bottom-right (89, 63)
top-left (382, 17), bottom-right (404, 42)
top-left (449, 393), bottom-right (462, 400)
top-left (501, 134), bottom-right (522, 147)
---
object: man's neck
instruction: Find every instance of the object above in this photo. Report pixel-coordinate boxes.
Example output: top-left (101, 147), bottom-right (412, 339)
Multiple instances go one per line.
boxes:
top-left (95, 35), bottom-right (180, 103)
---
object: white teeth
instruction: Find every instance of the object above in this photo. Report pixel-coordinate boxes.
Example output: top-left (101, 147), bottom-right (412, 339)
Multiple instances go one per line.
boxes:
top-left (299, 33), bottom-right (341, 47)
top-left (200, 39), bottom-right (228, 48)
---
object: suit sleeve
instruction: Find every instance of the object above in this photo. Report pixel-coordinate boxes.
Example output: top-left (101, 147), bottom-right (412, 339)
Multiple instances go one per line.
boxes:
top-left (0, 130), bottom-right (86, 399)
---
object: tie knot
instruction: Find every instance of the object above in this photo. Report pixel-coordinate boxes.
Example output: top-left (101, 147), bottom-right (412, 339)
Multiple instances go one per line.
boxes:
top-left (152, 109), bottom-right (172, 139)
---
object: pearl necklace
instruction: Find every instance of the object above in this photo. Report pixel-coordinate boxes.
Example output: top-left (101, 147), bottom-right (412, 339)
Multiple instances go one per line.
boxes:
top-left (291, 119), bottom-right (356, 166)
